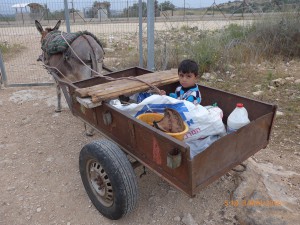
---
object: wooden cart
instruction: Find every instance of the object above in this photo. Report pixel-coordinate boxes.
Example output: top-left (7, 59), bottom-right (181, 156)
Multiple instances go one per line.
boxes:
top-left (52, 67), bottom-right (277, 220)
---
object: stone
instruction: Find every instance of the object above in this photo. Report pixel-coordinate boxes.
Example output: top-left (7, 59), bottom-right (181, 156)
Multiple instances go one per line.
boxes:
top-left (182, 213), bottom-right (198, 225)
top-left (294, 79), bottom-right (300, 84)
top-left (174, 216), bottom-right (181, 222)
top-left (233, 158), bottom-right (300, 225)
top-left (276, 111), bottom-right (284, 117)
top-left (268, 85), bottom-right (276, 90)
top-left (254, 84), bottom-right (262, 89)
top-left (7, 186), bottom-right (15, 191)
top-left (103, 48), bottom-right (115, 53)
top-left (46, 156), bottom-right (54, 162)
top-left (26, 216), bottom-right (31, 220)
top-left (270, 78), bottom-right (286, 87)
top-left (285, 77), bottom-right (295, 82)
top-left (202, 73), bottom-right (215, 81)
top-left (252, 91), bottom-right (264, 96)
top-left (228, 64), bottom-right (235, 69)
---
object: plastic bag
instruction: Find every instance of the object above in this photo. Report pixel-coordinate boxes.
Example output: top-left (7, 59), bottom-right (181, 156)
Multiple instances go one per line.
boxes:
top-left (187, 135), bottom-right (220, 158)
top-left (129, 92), bottom-right (153, 103)
top-left (114, 95), bottom-right (226, 142)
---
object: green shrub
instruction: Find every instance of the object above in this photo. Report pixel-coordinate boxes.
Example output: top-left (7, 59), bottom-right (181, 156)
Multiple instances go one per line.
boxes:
top-left (186, 38), bottom-right (220, 73)
top-left (249, 13), bottom-right (300, 58)
top-left (153, 39), bottom-right (183, 70)
top-left (0, 43), bottom-right (9, 54)
top-left (222, 23), bottom-right (252, 41)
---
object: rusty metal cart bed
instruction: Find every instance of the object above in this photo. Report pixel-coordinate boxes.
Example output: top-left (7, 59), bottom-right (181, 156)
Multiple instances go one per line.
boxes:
top-left (52, 67), bottom-right (277, 220)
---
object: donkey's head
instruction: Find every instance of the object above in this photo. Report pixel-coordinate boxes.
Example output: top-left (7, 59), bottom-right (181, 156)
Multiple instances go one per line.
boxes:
top-left (35, 20), bottom-right (61, 42)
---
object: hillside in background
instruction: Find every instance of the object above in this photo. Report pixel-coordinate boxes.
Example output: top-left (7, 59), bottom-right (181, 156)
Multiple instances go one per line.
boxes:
top-left (216, 0), bottom-right (299, 13)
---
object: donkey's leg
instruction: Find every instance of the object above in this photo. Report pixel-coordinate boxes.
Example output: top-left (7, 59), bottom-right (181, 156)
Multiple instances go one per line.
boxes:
top-left (55, 81), bottom-right (62, 112)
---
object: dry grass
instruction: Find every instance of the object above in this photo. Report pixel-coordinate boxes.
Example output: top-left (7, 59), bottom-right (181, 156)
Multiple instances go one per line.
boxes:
top-left (0, 43), bottom-right (26, 62)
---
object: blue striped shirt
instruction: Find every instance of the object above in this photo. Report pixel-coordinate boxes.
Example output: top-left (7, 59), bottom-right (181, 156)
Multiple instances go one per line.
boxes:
top-left (170, 84), bottom-right (201, 105)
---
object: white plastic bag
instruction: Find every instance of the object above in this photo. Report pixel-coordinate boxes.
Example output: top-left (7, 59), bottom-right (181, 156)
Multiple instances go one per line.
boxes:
top-left (187, 135), bottom-right (220, 158)
top-left (114, 95), bottom-right (226, 142)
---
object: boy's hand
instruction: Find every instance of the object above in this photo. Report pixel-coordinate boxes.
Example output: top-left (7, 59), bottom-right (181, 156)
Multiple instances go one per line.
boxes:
top-left (160, 90), bottom-right (166, 95)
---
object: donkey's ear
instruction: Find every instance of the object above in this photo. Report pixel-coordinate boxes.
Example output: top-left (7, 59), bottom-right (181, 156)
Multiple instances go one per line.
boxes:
top-left (53, 20), bottom-right (61, 31)
top-left (35, 20), bottom-right (43, 34)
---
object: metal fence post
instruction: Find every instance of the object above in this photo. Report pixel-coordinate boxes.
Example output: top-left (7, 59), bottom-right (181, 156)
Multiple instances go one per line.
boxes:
top-left (0, 50), bottom-right (8, 87)
top-left (147, 0), bottom-right (155, 71)
top-left (139, 0), bottom-right (143, 68)
top-left (64, 0), bottom-right (71, 33)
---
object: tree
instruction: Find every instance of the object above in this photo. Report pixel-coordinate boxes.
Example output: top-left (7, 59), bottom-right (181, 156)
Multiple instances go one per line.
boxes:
top-left (92, 1), bottom-right (111, 17)
top-left (102, 1), bottom-right (111, 17)
top-left (154, 0), bottom-right (160, 16)
top-left (123, 2), bottom-right (147, 17)
top-left (123, 1), bottom-right (159, 18)
top-left (159, 1), bottom-right (175, 11)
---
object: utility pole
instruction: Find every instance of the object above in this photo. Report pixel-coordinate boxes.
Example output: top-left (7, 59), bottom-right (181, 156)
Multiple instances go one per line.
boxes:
top-left (64, 0), bottom-right (71, 32)
top-left (71, 0), bottom-right (75, 22)
top-left (127, 0), bottom-right (129, 21)
top-left (184, 0), bottom-right (186, 21)
top-left (0, 50), bottom-right (8, 87)
top-left (139, 0), bottom-right (143, 67)
top-left (147, 0), bottom-right (155, 71)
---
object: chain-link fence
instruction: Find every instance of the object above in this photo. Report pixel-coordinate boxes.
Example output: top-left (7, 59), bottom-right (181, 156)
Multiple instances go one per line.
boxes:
top-left (0, 0), bottom-right (299, 86)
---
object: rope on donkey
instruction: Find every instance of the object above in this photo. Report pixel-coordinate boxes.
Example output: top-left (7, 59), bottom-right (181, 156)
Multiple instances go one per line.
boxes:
top-left (59, 31), bottom-right (162, 95)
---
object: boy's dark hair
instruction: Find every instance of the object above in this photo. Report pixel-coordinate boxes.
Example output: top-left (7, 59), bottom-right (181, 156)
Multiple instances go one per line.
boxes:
top-left (178, 59), bottom-right (199, 76)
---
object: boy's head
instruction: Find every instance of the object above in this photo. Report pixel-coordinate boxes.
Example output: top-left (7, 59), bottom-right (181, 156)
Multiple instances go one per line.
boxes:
top-left (178, 59), bottom-right (199, 88)
top-left (178, 59), bottom-right (199, 76)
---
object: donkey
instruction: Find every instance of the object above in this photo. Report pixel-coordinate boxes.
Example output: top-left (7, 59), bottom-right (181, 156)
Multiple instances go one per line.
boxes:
top-left (35, 20), bottom-right (105, 135)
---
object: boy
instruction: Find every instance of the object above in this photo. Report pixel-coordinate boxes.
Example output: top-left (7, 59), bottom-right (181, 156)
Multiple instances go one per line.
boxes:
top-left (161, 59), bottom-right (201, 105)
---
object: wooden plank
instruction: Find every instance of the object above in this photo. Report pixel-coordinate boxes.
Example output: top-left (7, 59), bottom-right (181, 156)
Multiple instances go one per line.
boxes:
top-left (76, 69), bottom-right (177, 97)
top-left (75, 69), bottom-right (179, 103)
top-left (91, 76), bottom-right (178, 103)
top-left (76, 96), bottom-right (102, 108)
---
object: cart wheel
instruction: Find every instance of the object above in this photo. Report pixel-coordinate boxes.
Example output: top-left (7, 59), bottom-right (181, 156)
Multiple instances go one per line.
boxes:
top-left (79, 139), bottom-right (138, 220)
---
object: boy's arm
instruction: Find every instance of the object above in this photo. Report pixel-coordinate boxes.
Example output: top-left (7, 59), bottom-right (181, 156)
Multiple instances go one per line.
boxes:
top-left (169, 86), bottom-right (181, 99)
top-left (186, 95), bottom-right (201, 104)
top-left (186, 95), bottom-right (195, 102)
top-left (169, 92), bottom-right (178, 99)
top-left (160, 90), bottom-right (166, 95)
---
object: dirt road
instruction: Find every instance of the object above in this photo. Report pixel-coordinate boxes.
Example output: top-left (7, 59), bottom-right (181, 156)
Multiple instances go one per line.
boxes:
top-left (0, 86), bottom-right (241, 225)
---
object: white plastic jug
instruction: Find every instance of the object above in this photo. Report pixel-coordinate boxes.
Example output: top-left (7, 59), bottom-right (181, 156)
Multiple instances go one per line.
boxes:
top-left (227, 103), bottom-right (250, 134)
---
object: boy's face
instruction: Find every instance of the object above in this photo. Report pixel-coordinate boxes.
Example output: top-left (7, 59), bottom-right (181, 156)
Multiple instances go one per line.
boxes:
top-left (178, 72), bottom-right (197, 88)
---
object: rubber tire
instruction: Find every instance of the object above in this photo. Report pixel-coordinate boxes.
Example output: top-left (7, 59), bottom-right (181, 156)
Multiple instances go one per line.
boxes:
top-left (79, 139), bottom-right (138, 220)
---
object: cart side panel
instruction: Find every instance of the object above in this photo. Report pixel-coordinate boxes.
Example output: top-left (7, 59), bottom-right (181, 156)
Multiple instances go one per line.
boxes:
top-left (72, 101), bottom-right (194, 196)
top-left (134, 123), bottom-right (191, 187)
top-left (191, 112), bottom-right (274, 195)
top-left (71, 99), bottom-right (98, 127)
top-left (199, 85), bottom-right (274, 121)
